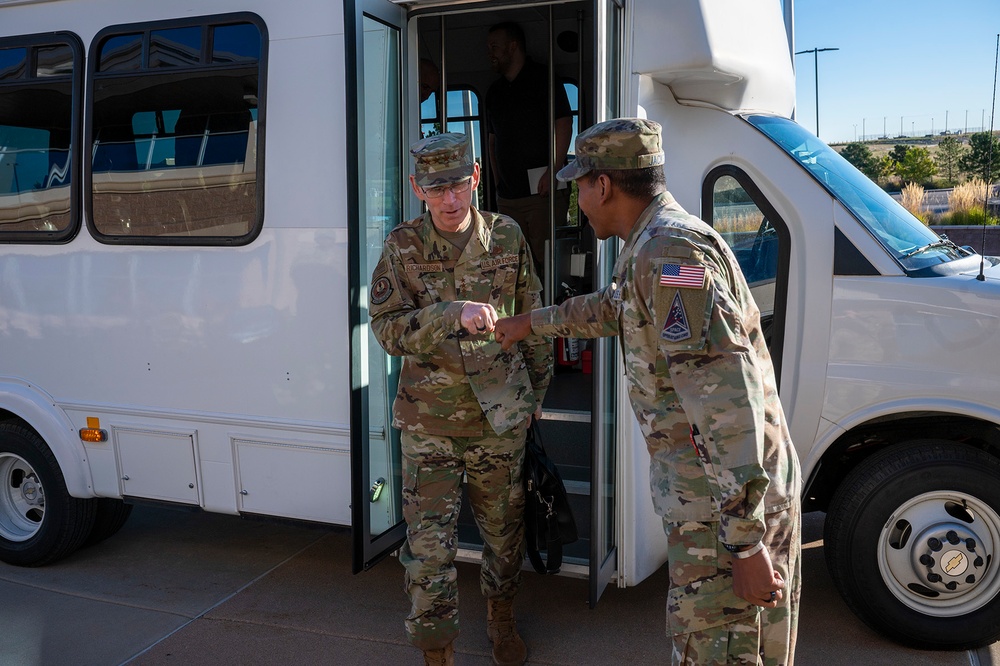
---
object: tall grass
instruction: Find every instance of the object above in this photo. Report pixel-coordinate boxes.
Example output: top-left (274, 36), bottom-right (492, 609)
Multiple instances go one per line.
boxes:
top-left (949, 178), bottom-right (988, 213)
top-left (939, 179), bottom-right (999, 225)
top-left (900, 182), bottom-right (926, 222)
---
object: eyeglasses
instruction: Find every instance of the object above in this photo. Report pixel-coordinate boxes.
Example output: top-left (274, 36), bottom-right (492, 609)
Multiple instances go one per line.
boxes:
top-left (422, 179), bottom-right (473, 199)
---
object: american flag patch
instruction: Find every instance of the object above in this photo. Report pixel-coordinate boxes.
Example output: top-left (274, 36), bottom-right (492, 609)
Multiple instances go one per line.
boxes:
top-left (659, 263), bottom-right (705, 288)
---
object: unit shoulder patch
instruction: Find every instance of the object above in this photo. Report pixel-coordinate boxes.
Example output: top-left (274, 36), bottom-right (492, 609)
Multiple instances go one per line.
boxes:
top-left (371, 275), bottom-right (393, 305)
top-left (661, 291), bottom-right (691, 342)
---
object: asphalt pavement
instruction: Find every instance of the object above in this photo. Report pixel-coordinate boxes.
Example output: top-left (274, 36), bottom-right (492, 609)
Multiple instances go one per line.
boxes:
top-left (0, 506), bottom-right (996, 665)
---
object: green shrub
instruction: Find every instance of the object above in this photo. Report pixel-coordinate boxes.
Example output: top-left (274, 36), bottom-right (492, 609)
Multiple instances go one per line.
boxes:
top-left (937, 207), bottom-right (1000, 226)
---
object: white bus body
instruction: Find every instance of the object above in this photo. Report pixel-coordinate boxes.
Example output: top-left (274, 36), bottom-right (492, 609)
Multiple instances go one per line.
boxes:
top-left (1, 0), bottom-right (999, 650)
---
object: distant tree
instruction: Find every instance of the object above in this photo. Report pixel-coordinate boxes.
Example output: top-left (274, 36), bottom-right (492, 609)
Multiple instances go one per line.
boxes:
top-left (874, 155), bottom-right (896, 185)
top-left (840, 142), bottom-right (879, 180)
top-left (895, 146), bottom-right (937, 184)
top-left (889, 144), bottom-right (909, 165)
top-left (959, 132), bottom-right (1000, 181)
top-left (934, 136), bottom-right (965, 185)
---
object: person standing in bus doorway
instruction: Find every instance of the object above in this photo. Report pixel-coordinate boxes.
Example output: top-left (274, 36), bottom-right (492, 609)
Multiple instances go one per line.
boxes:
top-left (418, 58), bottom-right (440, 104)
top-left (485, 21), bottom-right (573, 277)
top-left (494, 119), bottom-right (802, 666)
top-left (369, 133), bottom-right (552, 666)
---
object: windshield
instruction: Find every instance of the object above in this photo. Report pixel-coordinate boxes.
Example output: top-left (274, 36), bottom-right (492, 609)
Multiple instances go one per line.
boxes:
top-left (747, 115), bottom-right (967, 272)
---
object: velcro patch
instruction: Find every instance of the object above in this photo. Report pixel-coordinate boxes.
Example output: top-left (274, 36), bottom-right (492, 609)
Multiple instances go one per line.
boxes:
top-left (405, 262), bottom-right (443, 272)
top-left (659, 263), bottom-right (705, 289)
top-left (480, 255), bottom-right (519, 270)
top-left (661, 291), bottom-right (692, 342)
top-left (371, 276), bottom-right (393, 305)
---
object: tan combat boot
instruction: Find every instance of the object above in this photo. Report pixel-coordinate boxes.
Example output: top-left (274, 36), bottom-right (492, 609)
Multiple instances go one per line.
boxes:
top-left (422, 642), bottom-right (454, 666)
top-left (486, 598), bottom-right (527, 666)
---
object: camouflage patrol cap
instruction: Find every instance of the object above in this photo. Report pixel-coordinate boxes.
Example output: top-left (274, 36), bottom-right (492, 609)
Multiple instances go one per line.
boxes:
top-left (556, 118), bottom-right (665, 181)
top-left (410, 133), bottom-right (475, 187)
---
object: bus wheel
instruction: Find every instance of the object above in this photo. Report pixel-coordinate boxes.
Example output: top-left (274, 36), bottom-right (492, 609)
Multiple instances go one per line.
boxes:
top-left (84, 498), bottom-right (133, 547)
top-left (0, 423), bottom-right (96, 566)
top-left (825, 440), bottom-right (1000, 649)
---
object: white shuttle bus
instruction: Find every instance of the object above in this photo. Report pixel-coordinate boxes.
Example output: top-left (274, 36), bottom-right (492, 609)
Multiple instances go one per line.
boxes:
top-left (2, 0), bottom-right (999, 650)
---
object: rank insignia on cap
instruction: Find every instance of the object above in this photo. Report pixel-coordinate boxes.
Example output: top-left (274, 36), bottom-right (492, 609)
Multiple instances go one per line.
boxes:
top-left (659, 263), bottom-right (705, 289)
top-left (662, 291), bottom-right (692, 342)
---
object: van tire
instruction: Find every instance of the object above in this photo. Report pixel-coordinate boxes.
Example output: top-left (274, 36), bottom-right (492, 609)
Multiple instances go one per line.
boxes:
top-left (825, 440), bottom-right (1000, 650)
top-left (84, 498), bottom-right (133, 547)
top-left (0, 423), bottom-right (96, 566)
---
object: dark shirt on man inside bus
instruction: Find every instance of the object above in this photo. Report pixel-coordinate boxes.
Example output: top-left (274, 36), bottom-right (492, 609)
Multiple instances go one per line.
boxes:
top-left (486, 59), bottom-right (572, 200)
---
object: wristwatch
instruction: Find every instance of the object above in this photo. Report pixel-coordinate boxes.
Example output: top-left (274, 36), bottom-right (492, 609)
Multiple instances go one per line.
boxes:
top-left (723, 541), bottom-right (765, 560)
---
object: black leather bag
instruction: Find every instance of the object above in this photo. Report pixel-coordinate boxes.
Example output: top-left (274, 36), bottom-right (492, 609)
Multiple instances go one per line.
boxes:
top-left (523, 418), bottom-right (578, 574)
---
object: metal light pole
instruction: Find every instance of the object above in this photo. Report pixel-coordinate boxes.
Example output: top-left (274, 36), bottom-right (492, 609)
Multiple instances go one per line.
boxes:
top-left (795, 47), bottom-right (839, 138)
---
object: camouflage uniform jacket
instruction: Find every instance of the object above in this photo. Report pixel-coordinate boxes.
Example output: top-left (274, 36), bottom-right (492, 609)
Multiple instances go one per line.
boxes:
top-left (531, 192), bottom-right (799, 546)
top-left (370, 208), bottom-right (552, 437)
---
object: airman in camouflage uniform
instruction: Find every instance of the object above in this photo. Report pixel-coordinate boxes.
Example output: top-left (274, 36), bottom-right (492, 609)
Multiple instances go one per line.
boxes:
top-left (370, 133), bottom-right (552, 666)
top-left (495, 119), bottom-right (801, 665)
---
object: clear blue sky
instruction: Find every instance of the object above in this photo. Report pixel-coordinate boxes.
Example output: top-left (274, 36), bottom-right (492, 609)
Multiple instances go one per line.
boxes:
top-left (793, 0), bottom-right (1000, 144)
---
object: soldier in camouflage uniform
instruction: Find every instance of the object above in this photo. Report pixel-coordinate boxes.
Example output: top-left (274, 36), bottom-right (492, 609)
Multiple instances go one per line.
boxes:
top-left (369, 133), bottom-right (552, 666)
top-left (495, 119), bottom-right (801, 665)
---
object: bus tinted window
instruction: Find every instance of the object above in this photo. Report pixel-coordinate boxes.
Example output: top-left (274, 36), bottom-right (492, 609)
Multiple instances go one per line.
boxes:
top-left (89, 16), bottom-right (264, 243)
top-left (36, 44), bottom-right (74, 77)
top-left (99, 34), bottom-right (142, 72)
top-left (0, 37), bottom-right (77, 238)
top-left (212, 23), bottom-right (260, 63)
top-left (149, 27), bottom-right (202, 68)
top-left (0, 47), bottom-right (26, 80)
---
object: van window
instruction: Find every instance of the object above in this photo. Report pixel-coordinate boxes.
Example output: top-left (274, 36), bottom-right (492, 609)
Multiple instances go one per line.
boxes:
top-left (88, 15), bottom-right (265, 244)
top-left (0, 37), bottom-right (79, 241)
top-left (704, 165), bottom-right (789, 373)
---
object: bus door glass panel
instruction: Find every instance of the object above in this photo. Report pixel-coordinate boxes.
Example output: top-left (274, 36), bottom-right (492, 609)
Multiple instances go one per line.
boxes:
top-left (362, 14), bottom-right (403, 540)
top-left (349, 0), bottom-right (406, 572)
top-left (88, 18), bottom-right (262, 242)
top-left (590, 0), bottom-right (622, 608)
top-left (0, 38), bottom-right (78, 239)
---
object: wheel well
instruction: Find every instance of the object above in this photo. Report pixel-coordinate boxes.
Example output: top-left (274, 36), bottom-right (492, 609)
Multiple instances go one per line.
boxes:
top-left (0, 410), bottom-right (33, 431)
top-left (802, 412), bottom-right (1000, 512)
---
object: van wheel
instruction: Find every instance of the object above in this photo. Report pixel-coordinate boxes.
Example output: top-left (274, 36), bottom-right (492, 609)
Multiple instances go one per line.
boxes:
top-left (0, 423), bottom-right (96, 566)
top-left (824, 440), bottom-right (1000, 649)
top-left (84, 498), bottom-right (133, 547)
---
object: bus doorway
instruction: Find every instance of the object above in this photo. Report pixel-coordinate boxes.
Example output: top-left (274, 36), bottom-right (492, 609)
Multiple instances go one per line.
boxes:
top-left (407, 0), bottom-right (622, 605)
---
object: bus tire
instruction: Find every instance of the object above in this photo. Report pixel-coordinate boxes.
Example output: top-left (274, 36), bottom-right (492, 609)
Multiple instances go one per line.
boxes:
top-left (0, 422), bottom-right (96, 566)
top-left (84, 498), bottom-right (133, 547)
top-left (824, 440), bottom-right (1000, 649)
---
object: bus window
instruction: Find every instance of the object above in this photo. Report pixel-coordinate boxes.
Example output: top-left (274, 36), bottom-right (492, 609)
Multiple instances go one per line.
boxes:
top-left (0, 37), bottom-right (79, 240)
top-left (88, 15), bottom-right (265, 243)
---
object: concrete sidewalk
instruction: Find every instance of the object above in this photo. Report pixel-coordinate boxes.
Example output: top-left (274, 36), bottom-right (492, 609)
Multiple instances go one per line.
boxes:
top-left (0, 507), bottom-right (994, 665)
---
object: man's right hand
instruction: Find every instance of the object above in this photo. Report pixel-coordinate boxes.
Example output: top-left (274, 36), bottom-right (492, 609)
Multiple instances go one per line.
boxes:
top-left (460, 302), bottom-right (498, 335)
top-left (494, 313), bottom-right (533, 350)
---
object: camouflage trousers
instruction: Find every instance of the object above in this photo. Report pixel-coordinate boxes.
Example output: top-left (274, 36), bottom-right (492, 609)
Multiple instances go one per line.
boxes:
top-left (665, 503), bottom-right (801, 666)
top-left (399, 427), bottom-right (527, 650)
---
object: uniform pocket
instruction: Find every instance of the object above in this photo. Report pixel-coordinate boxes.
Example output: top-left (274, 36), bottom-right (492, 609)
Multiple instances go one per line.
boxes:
top-left (665, 521), bottom-right (757, 636)
top-left (667, 574), bottom-right (758, 635)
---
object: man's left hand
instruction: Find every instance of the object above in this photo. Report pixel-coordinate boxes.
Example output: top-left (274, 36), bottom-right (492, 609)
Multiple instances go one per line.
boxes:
top-left (731, 544), bottom-right (784, 608)
top-left (536, 168), bottom-right (551, 197)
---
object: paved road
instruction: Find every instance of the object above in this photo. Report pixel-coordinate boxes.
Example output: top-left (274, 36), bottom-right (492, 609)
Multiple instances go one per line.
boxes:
top-left (0, 507), bottom-right (996, 665)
